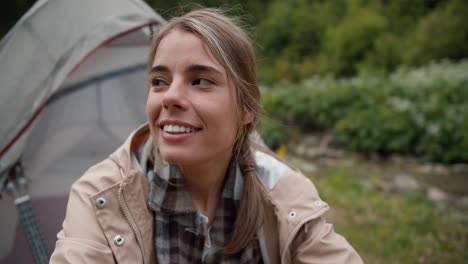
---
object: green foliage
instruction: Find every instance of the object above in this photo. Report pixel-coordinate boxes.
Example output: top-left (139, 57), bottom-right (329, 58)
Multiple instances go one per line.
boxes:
top-left (310, 167), bottom-right (468, 263)
top-left (259, 117), bottom-right (290, 150)
top-left (358, 33), bottom-right (401, 73)
top-left (403, 0), bottom-right (468, 65)
top-left (323, 5), bottom-right (387, 76)
top-left (257, 0), bottom-right (468, 82)
top-left (262, 60), bottom-right (468, 163)
top-left (257, 0), bottom-right (346, 81)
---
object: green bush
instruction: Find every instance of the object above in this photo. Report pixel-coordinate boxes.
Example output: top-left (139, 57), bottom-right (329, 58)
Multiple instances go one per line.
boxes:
top-left (403, 0), bottom-right (468, 65)
top-left (256, 0), bottom-right (468, 82)
top-left (262, 60), bottom-right (468, 163)
top-left (259, 117), bottom-right (290, 150)
top-left (323, 5), bottom-right (387, 76)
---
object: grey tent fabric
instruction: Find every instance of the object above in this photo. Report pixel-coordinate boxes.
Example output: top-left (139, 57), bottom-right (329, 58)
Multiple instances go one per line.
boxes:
top-left (0, 0), bottom-right (164, 173)
top-left (0, 0), bottom-right (165, 262)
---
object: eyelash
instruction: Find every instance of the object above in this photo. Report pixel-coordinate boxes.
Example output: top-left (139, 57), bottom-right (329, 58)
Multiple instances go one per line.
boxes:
top-left (192, 78), bottom-right (213, 86)
top-left (151, 78), bottom-right (167, 87)
top-left (151, 77), bottom-right (214, 88)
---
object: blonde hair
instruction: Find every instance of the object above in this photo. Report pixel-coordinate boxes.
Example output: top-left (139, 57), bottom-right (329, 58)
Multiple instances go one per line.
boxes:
top-left (147, 8), bottom-right (265, 255)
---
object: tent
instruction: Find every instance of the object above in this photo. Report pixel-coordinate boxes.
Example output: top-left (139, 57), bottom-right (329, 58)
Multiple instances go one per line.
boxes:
top-left (0, 0), bottom-right (165, 262)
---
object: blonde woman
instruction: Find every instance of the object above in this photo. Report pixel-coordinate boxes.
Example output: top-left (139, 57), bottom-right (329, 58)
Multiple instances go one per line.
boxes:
top-left (51, 8), bottom-right (363, 263)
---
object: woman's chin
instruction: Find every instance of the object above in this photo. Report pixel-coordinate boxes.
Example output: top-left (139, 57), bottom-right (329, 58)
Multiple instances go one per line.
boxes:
top-left (160, 151), bottom-right (195, 167)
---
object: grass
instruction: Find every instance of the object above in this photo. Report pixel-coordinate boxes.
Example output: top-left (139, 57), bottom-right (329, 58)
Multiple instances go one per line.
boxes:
top-left (305, 166), bottom-right (468, 263)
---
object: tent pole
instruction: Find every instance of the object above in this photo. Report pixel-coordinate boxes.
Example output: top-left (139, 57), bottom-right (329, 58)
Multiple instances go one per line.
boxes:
top-left (2, 162), bottom-right (50, 264)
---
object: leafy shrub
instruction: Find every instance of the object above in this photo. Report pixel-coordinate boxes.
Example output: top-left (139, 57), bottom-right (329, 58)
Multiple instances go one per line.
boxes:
top-left (323, 6), bottom-right (387, 76)
top-left (262, 60), bottom-right (468, 163)
top-left (403, 0), bottom-right (468, 65)
top-left (259, 116), bottom-right (290, 151)
top-left (257, 0), bottom-right (468, 82)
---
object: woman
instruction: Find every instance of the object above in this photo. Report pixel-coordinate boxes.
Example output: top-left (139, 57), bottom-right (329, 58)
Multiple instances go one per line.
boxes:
top-left (51, 8), bottom-right (363, 263)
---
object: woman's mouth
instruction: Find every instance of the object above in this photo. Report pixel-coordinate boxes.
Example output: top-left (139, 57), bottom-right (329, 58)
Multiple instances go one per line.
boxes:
top-left (158, 122), bottom-right (202, 143)
top-left (162, 124), bottom-right (200, 133)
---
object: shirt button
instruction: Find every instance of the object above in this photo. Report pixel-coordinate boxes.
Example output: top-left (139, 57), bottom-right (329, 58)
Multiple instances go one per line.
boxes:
top-left (288, 211), bottom-right (297, 218)
top-left (113, 235), bottom-right (125, 246)
top-left (315, 200), bottom-right (323, 206)
top-left (95, 197), bottom-right (107, 209)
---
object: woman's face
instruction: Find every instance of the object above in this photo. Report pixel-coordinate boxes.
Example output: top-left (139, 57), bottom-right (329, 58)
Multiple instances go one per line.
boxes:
top-left (147, 30), bottom-right (243, 167)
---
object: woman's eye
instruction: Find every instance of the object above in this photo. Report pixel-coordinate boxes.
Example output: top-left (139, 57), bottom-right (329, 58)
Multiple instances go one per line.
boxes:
top-left (151, 78), bottom-right (167, 87)
top-left (192, 78), bottom-right (212, 86)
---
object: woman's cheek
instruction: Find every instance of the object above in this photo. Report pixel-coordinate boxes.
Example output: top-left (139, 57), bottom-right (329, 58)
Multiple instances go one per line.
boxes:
top-left (146, 95), bottom-right (160, 120)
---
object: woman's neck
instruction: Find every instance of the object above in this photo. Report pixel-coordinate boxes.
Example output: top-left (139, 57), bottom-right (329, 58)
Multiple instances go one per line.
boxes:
top-left (178, 152), bottom-right (232, 222)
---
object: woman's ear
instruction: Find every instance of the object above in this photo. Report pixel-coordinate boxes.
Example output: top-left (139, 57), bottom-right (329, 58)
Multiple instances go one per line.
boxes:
top-left (241, 109), bottom-right (253, 125)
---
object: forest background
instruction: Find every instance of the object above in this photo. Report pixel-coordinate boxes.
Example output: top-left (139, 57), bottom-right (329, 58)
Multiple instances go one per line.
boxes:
top-left (2, 0), bottom-right (468, 263)
top-left (2, 0), bottom-right (468, 163)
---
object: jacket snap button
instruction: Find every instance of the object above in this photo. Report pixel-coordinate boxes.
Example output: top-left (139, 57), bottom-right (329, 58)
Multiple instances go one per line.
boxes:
top-left (288, 211), bottom-right (297, 218)
top-left (113, 235), bottom-right (125, 246)
top-left (95, 197), bottom-right (107, 209)
top-left (315, 201), bottom-right (323, 206)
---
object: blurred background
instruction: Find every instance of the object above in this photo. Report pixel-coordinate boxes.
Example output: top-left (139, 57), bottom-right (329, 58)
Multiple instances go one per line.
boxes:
top-left (2, 0), bottom-right (467, 263)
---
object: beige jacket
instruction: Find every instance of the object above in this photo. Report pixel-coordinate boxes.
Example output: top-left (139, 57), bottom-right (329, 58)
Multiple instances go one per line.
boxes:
top-left (50, 125), bottom-right (363, 263)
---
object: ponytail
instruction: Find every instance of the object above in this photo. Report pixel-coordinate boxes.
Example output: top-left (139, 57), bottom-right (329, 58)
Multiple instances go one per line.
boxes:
top-left (221, 139), bottom-right (266, 255)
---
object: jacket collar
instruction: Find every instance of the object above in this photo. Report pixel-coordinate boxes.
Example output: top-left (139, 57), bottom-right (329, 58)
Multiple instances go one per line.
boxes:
top-left (108, 123), bottom-right (151, 179)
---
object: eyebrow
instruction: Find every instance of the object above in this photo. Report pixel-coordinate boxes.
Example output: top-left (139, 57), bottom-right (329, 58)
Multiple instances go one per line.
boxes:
top-left (186, 64), bottom-right (223, 76)
top-left (150, 64), bottom-right (223, 76)
top-left (150, 65), bottom-right (169, 74)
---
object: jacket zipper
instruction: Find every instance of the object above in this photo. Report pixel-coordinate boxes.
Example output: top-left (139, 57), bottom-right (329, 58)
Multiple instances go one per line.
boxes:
top-left (280, 206), bottom-right (329, 263)
top-left (118, 168), bottom-right (146, 264)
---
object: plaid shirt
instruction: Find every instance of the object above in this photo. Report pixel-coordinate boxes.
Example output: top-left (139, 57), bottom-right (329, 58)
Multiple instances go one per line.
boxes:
top-left (135, 139), bottom-right (262, 263)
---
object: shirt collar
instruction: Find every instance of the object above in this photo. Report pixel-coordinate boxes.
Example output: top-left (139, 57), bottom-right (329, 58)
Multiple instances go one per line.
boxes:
top-left (132, 136), bottom-right (244, 215)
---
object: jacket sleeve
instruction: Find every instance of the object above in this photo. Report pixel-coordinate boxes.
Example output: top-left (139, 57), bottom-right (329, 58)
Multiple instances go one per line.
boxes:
top-left (291, 217), bottom-right (363, 264)
top-left (50, 181), bottom-right (115, 263)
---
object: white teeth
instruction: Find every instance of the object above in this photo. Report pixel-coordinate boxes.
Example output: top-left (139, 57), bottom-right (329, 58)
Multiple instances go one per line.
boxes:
top-left (163, 124), bottom-right (195, 133)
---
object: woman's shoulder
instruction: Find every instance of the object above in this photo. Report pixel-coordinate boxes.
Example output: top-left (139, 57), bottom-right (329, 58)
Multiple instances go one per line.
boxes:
top-left (253, 148), bottom-right (327, 209)
top-left (71, 156), bottom-right (124, 197)
top-left (253, 148), bottom-right (317, 190)
top-left (253, 148), bottom-right (331, 258)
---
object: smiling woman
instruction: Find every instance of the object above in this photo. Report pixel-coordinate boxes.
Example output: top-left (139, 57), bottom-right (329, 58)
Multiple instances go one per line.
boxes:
top-left (147, 30), bottom-right (240, 172)
top-left (50, 8), bottom-right (363, 264)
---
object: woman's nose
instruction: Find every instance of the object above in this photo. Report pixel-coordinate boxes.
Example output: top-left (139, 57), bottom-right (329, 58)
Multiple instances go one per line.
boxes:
top-left (162, 80), bottom-right (187, 110)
